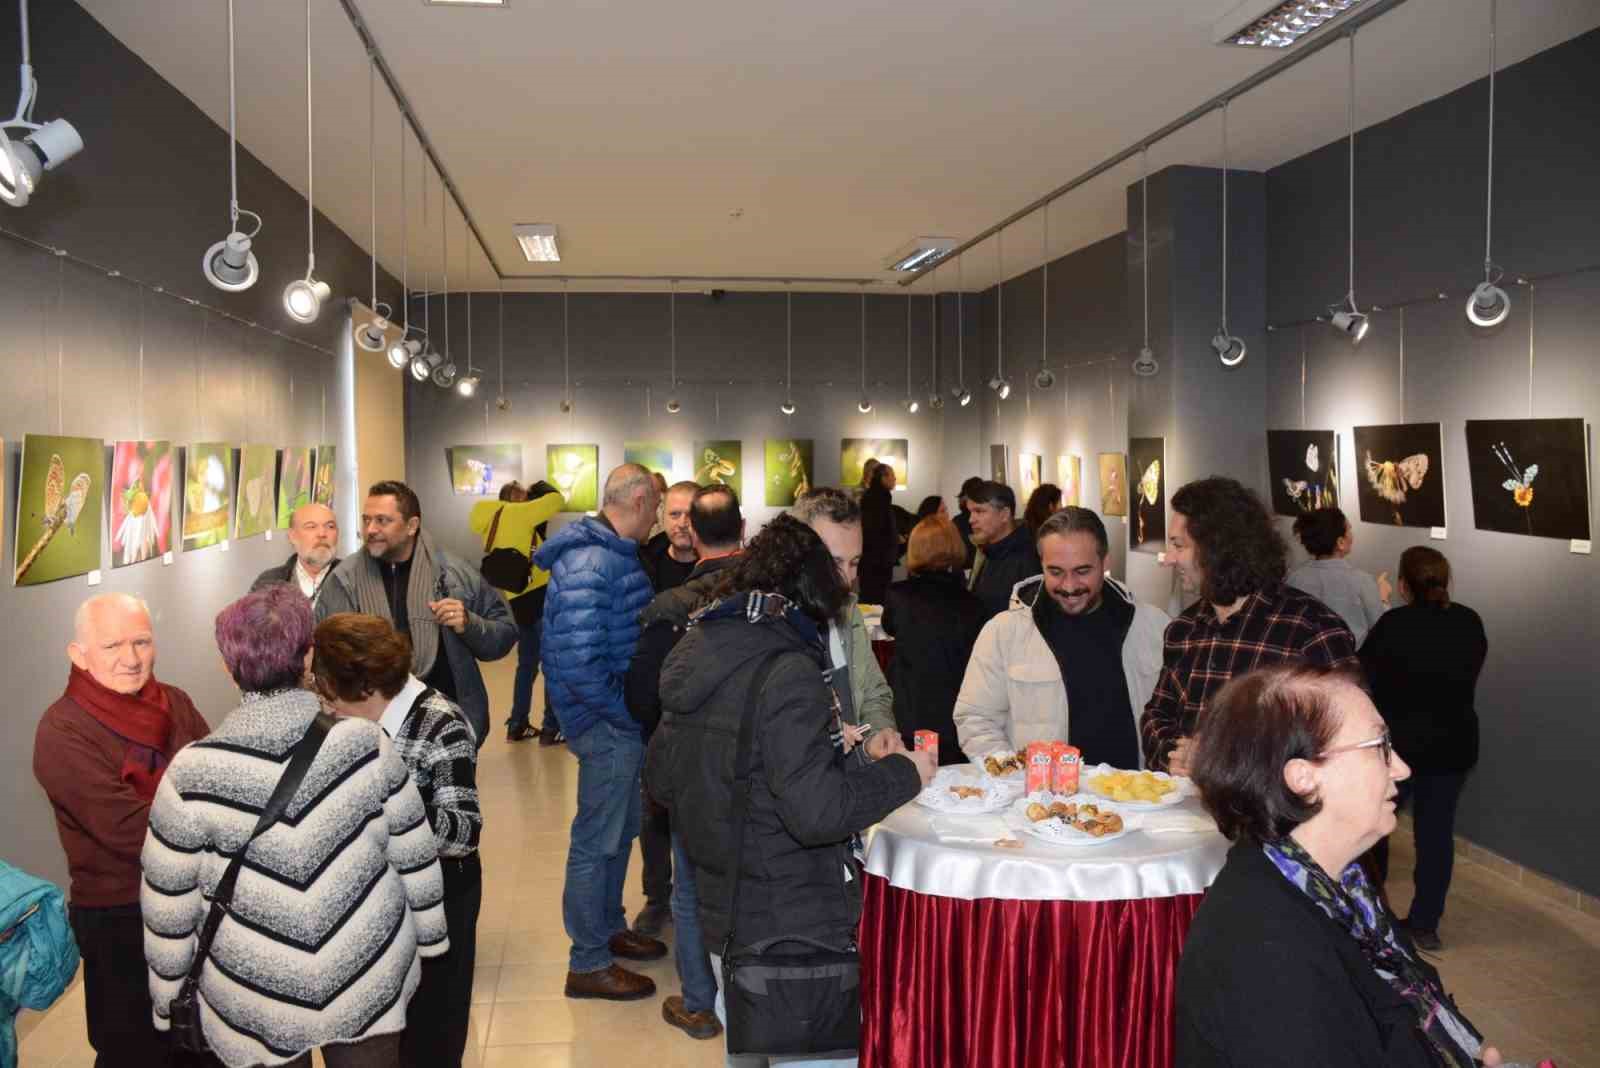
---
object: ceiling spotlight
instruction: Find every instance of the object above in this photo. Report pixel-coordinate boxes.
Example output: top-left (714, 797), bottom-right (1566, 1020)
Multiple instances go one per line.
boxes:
top-left (1212, 329), bottom-right (1247, 367)
top-left (1466, 281), bottom-right (1510, 328)
top-left (858, 396), bottom-right (873, 414)
top-left (389, 336), bottom-right (421, 370)
top-left (1034, 367), bottom-right (1056, 390)
top-left (0, 118), bottom-right (82, 208)
top-left (928, 392), bottom-right (944, 411)
top-left (495, 395), bottom-right (510, 412)
top-left (431, 360), bottom-right (457, 389)
top-left (665, 396), bottom-right (682, 414)
top-left (410, 350), bottom-right (440, 382)
top-left (902, 397), bottom-right (920, 414)
top-left (559, 397), bottom-right (574, 414)
top-left (988, 377), bottom-right (1012, 400)
top-left (456, 374), bottom-right (480, 397)
top-left (1328, 302), bottom-right (1369, 344)
top-left (957, 387), bottom-right (973, 407)
top-left (283, 276), bottom-right (331, 324)
top-left (355, 305), bottom-right (392, 352)
top-left (779, 399), bottom-right (796, 416)
top-left (1132, 346), bottom-right (1160, 377)
top-left (201, 231), bottom-right (259, 292)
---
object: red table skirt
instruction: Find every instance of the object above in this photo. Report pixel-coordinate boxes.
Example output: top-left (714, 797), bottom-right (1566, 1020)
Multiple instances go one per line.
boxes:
top-left (859, 873), bottom-right (1203, 1068)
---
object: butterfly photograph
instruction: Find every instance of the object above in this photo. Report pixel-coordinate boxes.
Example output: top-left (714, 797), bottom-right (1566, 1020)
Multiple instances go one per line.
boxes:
top-left (1464, 418), bottom-right (1590, 541)
top-left (235, 444), bottom-right (278, 541)
top-left (1266, 430), bottom-right (1339, 517)
top-left (15, 434), bottom-right (103, 586)
top-left (183, 442), bottom-right (235, 550)
top-left (1351, 423), bottom-right (1446, 529)
top-left (1128, 438), bottom-right (1165, 552)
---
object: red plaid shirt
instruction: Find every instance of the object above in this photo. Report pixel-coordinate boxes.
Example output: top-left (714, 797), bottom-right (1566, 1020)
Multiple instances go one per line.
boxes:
top-left (1141, 584), bottom-right (1358, 769)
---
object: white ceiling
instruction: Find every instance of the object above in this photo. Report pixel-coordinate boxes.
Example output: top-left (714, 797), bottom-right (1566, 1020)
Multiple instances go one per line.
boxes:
top-left (79, 0), bottom-right (1598, 292)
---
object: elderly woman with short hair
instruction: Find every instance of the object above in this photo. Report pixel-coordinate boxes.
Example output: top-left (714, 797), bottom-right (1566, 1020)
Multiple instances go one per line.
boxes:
top-left (1176, 662), bottom-right (1512, 1068)
top-left (140, 585), bottom-right (448, 1068)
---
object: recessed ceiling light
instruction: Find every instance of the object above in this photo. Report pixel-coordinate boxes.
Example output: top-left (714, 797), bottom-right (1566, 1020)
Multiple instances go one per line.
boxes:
top-left (1215, 0), bottom-right (1368, 48)
top-left (514, 223), bottom-right (560, 262)
top-left (883, 237), bottom-right (956, 273)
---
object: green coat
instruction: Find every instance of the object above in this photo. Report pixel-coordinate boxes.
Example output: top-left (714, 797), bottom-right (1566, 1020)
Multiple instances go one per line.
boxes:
top-left (841, 598), bottom-right (895, 733)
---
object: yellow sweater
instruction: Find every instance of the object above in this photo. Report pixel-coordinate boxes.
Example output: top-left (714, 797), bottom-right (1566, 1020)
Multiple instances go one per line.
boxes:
top-left (469, 493), bottom-right (564, 598)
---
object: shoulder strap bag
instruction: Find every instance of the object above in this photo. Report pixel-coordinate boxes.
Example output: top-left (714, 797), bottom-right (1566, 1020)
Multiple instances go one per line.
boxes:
top-left (720, 653), bottom-right (862, 1058)
top-left (167, 713), bottom-right (337, 1054)
top-left (480, 506), bottom-right (534, 593)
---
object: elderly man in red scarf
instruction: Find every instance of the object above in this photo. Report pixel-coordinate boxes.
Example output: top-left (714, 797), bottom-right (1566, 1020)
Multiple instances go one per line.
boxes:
top-left (33, 592), bottom-right (211, 1067)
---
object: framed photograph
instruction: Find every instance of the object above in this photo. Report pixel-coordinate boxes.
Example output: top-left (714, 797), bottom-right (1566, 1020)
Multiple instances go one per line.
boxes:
top-left (764, 439), bottom-right (813, 507)
top-left (312, 444), bottom-right (336, 506)
top-left (1018, 452), bottom-right (1043, 504)
top-left (235, 443), bottom-right (277, 540)
top-left (1128, 437), bottom-right (1165, 552)
top-left (278, 447), bottom-right (314, 528)
top-left (1098, 453), bottom-right (1127, 517)
top-left (843, 438), bottom-right (908, 491)
top-left (1267, 430), bottom-right (1340, 516)
top-left (1464, 418), bottom-right (1590, 540)
top-left (15, 434), bottom-right (103, 586)
top-left (547, 444), bottom-right (600, 512)
top-left (1058, 454), bottom-right (1082, 508)
top-left (110, 440), bottom-right (174, 568)
top-left (448, 444), bottom-right (524, 496)
top-left (989, 444), bottom-right (1009, 485)
top-left (183, 442), bottom-right (234, 550)
top-left (694, 440), bottom-right (744, 500)
top-left (624, 442), bottom-right (675, 480)
top-left (1352, 423), bottom-right (1446, 528)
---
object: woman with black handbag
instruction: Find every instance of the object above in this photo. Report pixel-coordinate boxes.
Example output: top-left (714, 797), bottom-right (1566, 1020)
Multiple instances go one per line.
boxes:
top-left (646, 515), bottom-right (935, 1066)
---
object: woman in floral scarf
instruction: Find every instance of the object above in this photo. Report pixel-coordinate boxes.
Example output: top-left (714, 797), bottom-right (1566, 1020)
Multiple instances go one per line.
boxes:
top-left (1174, 662), bottom-right (1531, 1067)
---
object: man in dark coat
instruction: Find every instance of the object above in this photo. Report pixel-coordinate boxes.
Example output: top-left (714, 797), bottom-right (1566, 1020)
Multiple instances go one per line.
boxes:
top-left (965, 480), bottom-right (1042, 621)
top-left (249, 501), bottom-right (339, 603)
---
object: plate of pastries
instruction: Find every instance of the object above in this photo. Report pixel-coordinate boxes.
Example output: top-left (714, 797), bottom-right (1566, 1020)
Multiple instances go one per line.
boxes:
top-left (981, 749), bottom-right (1027, 782)
top-left (1082, 765), bottom-right (1190, 810)
top-left (1006, 794), bottom-right (1139, 846)
top-left (915, 767), bottom-right (1014, 814)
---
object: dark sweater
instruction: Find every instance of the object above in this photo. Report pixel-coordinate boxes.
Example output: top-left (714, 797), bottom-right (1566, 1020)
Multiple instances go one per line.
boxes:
top-left (882, 571), bottom-right (984, 763)
top-left (33, 685), bottom-right (210, 906)
top-left (1032, 587), bottom-right (1140, 769)
top-left (639, 531), bottom-right (698, 594)
top-left (1359, 601), bottom-right (1487, 773)
top-left (969, 523), bottom-right (1042, 621)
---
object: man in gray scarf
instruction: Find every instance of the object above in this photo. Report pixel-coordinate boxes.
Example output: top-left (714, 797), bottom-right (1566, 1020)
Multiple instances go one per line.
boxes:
top-left (318, 480), bottom-right (516, 747)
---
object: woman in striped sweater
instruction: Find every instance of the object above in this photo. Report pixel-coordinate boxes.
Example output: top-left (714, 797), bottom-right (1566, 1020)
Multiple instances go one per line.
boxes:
top-left (141, 585), bottom-right (448, 1068)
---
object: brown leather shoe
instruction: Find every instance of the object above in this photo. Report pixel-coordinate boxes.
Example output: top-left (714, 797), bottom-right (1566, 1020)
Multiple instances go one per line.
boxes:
top-left (609, 929), bottom-right (668, 961)
top-left (564, 964), bottom-right (656, 1001)
top-left (662, 994), bottom-right (722, 1040)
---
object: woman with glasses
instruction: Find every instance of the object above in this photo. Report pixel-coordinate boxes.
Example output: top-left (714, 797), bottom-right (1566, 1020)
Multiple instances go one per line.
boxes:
top-left (1175, 662), bottom-right (1512, 1068)
top-left (1359, 546), bottom-right (1487, 952)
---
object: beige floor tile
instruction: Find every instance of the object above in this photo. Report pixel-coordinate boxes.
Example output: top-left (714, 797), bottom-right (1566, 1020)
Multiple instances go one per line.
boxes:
top-left (472, 965), bottom-right (502, 1005)
top-left (496, 962), bottom-right (574, 1001)
top-left (486, 999), bottom-right (579, 1046)
top-left (480, 1044), bottom-right (581, 1068)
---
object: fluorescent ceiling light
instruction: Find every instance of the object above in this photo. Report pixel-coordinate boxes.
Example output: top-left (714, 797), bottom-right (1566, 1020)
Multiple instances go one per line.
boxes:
top-left (424, 0), bottom-right (506, 6)
top-left (1216, 0), bottom-right (1368, 48)
top-left (514, 223), bottom-right (560, 262)
top-left (883, 237), bottom-right (956, 274)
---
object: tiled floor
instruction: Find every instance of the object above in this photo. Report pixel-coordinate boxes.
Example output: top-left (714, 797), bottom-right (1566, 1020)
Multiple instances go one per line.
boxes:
top-left (17, 656), bottom-right (1600, 1066)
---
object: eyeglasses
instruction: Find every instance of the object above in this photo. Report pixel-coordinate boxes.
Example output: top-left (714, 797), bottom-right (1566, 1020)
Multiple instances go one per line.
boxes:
top-left (1320, 727), bottom-right (1393, 765)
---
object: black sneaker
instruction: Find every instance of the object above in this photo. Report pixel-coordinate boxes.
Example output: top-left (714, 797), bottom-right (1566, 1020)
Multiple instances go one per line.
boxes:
top-left (506, 724), bottom-right (538, 743)
top-left (538, 727), bottom-right (566, 747)
top-left (1409, 927), bottom-right (1442, 952)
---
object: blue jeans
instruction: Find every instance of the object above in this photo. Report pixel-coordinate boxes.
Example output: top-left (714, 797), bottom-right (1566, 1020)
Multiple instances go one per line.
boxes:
top-left (709, 953), bottom-right (858, 1068)
top-left (564, 720), bottom-right (644, 972)
top-left (671, 832), bottom-right (716, 1014)
top-left (508, 618), bottom-right (558, 733)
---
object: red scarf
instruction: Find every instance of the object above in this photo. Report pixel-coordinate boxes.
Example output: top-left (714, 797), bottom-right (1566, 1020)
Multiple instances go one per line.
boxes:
top-left (65, 665), bottom-right (175, 802)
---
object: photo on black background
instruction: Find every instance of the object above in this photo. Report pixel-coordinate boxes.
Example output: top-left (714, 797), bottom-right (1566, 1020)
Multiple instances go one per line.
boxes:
top-left (1351, 423), bottom-right (1446, 529)
top-left (1464, 418), bottom-right (1590, 541)
top-left (1266, 430), bottom-right (1339, 517)
top-left (1128, 437), bottom-right (1165, 552)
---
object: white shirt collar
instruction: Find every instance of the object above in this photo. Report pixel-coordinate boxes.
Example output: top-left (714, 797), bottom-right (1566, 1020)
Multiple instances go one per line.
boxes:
top-left (379, 675), bottom-right (429, 738)
top-left (295, 558), bottom-right (329, 600)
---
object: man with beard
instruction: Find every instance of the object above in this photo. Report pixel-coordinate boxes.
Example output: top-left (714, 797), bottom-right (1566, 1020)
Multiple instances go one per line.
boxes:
top-left (965, 480), bottom-right (1042, 622)
top-left (250, 501), bottom-right (340, 603)
top-left (318, 480), bottom-right (516, 748)
top-left (954, 508), bottom-right (1167, 768)
top-left (638, 481), bottom-right (700, 594)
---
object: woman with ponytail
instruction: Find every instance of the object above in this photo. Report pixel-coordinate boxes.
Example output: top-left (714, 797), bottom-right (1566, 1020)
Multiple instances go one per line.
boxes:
top-left (1359, 546), bottom-right (1487, 951)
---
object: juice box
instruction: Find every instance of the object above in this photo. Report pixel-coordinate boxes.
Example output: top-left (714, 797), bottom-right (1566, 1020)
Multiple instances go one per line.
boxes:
top-left (1051, 743), bottom-right (1082, 795)
top-left (913, 730), bottom-right (939, 763)
top-left (1025, 741), bottom-right (1055, 794)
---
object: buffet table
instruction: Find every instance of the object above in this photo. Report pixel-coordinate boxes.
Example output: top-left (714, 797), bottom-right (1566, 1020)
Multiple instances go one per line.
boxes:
top-left (859, 784), bottom-right (1229, 1068)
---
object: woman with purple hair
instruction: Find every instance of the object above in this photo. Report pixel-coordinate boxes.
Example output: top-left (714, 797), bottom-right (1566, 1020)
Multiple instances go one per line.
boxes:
top-left (139, 585), bottom-right (448, 1068)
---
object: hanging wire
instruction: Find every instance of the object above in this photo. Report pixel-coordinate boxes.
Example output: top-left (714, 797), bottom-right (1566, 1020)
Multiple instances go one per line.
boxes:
top-left (398, 103), bottom-right (408, 333)
top-left (441, 165), bottom-right (449, 360)
top-left (303, 0), bottom-right (315, 276)
top-left (466, 236), bottom-right (473, 375)
top-left (785, 284), bottom-right (793, 404)
top-left (1221, 102), bottom-right (1230, 334)
top-left (222, 0), bottom-right (259, 236)
top-left (1141, 146), bottom-right (1150, 351)
top-left (669, 280), bottom-right (677, 390)
top-left (929, 268), bottom-right (938, 394)
top-left (421, 160), bottom-right (430, 349)
top-left (1483, 0), bottom-right (1497, 282)
top-left (996, 226), bottom-right (1004, 381)
top-left (368, 56), bottom-right (377, 309)
top-left (497, 274), bottom-right (504, 398)
top-left (859, 289), bottom-right (867, 395)
top-left (563, 280), bottom-right (571, 400)
top-left (1041, 200), bottom-right (1049, 371)
top-left (957, 255), bottom-right (964, 386)
top-left (1346, 31), bottom-right (1357, 303)
top-left (905, 290), bottom-right (913, 398)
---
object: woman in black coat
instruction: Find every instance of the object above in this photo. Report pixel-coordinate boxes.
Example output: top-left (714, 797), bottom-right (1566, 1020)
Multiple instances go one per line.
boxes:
top-left (882, 516), bottom-right (986, 764)
top-left (857, 462), bottom-right (901, 605)
top-left (1177, 662), bottom-right (1512, 1068)
top-left (1360, 546), bottom-right (1487, 951)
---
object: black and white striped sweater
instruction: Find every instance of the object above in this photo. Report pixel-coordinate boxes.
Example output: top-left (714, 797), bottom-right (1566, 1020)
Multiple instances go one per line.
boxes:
top-left (141, 688), bottom-right (449, 1068)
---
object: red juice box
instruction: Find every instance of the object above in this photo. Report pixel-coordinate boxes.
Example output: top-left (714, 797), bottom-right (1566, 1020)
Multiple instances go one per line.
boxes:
top-left (1052, 743), bottom-right (1082, 795)
top-left (1026, 742), bottom-right (1055, 794)
top-left (913, 730), bottom-right (939, 762)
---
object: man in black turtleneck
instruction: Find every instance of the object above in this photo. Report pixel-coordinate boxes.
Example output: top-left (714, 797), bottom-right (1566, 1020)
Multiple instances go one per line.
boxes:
top-left (965, 481), bottom-right (1042, 622)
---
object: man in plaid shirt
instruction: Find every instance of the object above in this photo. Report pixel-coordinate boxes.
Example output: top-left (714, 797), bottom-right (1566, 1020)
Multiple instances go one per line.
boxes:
top-left (1142, 477), bottom-right (1357, 773)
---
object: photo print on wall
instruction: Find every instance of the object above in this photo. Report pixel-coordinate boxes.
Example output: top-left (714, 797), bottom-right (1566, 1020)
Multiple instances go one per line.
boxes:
top-left (183, 442), bottom-right (235, 550)
top-left (448, 444), bottom-right (524, 496)
top-left (1464, 418), bottom-right (1590, 541)
top-left (1128, 438), bottom-right (1165, 552)
top-left (547, 444), bottom-right (599, 512)
top-left (110, 440), bottom-right (174, 568)
top-left (235, 444), bottom-right (277, 541)
top-left (277, 446), bottom-right (314, 527)
top-left (765, 439), bottom-right (813, 506)
top-left (1352, 423), bottom-right (1446, 528)
top-left (694, 441), bottom-right (743, 500)
top-left (624, 442), bottom-right (675, 481)
top-left (312, 445), bottom-right (336, 506)
top-left (1058, 454), bottom-right (1082, 508)
top-left (15, 434), bottom-right (102, 586)
top-left (1098, 453), bottom-right (1127, 517)
top-left (1267, 430), bottom-right (1340, 517)
top-left (1018, 453), bottom-right (1043, 505)
top-left (989, 444), bottom-right (1009, 485)
top-left (843, 438), bottom-right (908, 492)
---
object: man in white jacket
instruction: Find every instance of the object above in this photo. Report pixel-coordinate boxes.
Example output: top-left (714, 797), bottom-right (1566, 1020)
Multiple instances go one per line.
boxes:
top-left (953, 508), bottom-right (1168, 768)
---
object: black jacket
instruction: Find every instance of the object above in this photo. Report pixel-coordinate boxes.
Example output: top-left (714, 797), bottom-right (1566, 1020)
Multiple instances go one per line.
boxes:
top-left (1358, 602), bottom-right (1487, 774)
top-left (645, 595), bottom-right (922, 952)
top-left (638, 531), bottom-right (698, 594)
top-left (625, 553), bottom-right (741, 738)
top-left (249, 553), bottom-right (337, 597)
top-left (881, 571), bottom-right (984, 763)
top-left (857, 485), bottom-right (900, 605)
top-left (1178, 840), bottom-right (1460, 1068)
top-left (953, 510), bottom-right (977, 570)
top-left (970, 523), bottom-right (1041, 621)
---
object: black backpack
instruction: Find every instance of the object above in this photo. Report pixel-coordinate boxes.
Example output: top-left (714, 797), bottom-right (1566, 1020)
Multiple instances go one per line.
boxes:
top-left (480, 506), bottom-right (535, 592)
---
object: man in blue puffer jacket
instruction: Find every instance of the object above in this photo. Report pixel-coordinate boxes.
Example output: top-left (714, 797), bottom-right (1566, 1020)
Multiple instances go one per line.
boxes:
top-left (535, 463), bottom-right (665, 1001)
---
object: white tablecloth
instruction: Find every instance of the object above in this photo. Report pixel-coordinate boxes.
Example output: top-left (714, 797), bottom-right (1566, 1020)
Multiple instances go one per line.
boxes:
top-left (864, 770), bottom-right (1230, 903)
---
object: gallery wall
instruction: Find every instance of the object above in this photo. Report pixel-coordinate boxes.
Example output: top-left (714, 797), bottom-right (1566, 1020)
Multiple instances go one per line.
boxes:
top-left (1261, 30), bottom-right (1598, 894)
top-left (0, 2), bottom-right (399, 889)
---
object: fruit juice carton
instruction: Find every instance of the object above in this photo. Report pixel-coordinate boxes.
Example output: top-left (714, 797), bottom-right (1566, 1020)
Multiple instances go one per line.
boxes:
top-left (1026, 741), bottom-right (1055, 794)
top-left (1052, 743), bottom-right (1082, 795)
top-left (913, 730), bottom-right (939, 762)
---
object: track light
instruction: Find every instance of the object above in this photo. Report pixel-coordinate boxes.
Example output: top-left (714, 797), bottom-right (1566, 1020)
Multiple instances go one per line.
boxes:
top-left (356, 304), bottom-right (392, 352)
top-left (1466, 281), bottom-right (1509, 328)
top-left (0, 119), bottom-right (83, 208)
top-left (988, 377), bottom-right (1012, 400)
top-left (1212, 329), bottom-right (1247, 367)
top-left (858, 396), bottom-right (873, 414)
top-left (779, 399), bottom-right (796, 416)
top-left (1132, 346), bottom-right (1160, 377)
top-left (201, 230), bottom-right (259, 292)
top-left (283, 276), bottom-right (331, 324)
top-left (559, 397), bottom-right (574, 414)
top-left (431, 360), bottom-right (457, 389)
top-left (957, 387), bottom-right (973, 407)
top-left (410, 350), bottom-right (439, 383)
top-left (1328, 36), bottom-right (1367, 348)
top-left (929, 392), bottom-right (944, 411)
top-left (902, 397), bottom-right (920, 414)
top-left (665, 396), bottom-right (681, 414)
top-left (1328, 301), bottom-right (1369, 344)
top-left (456, 374), bottom-right (479, 397)
top-left (389, 336), bottom-right (420, 370)
top-left (1034, 367), bottom-right (1056, 390)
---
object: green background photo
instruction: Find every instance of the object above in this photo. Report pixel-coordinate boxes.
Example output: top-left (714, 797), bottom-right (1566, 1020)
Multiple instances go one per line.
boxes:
top-left (694, 440), bottom-right (742, 500)
top-left (277, 447), bottom-right (314, 527)
top-left (547, 444), bottom-right (599, 512)
top-left (14, 433), bottom-right (104, 587)
top-left (184, 442), bottom-right (234, 550)
top-left (841, 438), bottom-right (908, 490)
top-left (235, 444), bottom-right (277, 541)
top-left (764, 439), bottom-right (812, 506)
top-left (313, 444), bottom-right (336, 506)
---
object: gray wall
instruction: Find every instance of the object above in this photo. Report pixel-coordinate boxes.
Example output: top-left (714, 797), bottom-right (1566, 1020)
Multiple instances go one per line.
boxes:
top-left (1263, 31), bottom-right (1599, 894)
top-left (0, 2), bottom-right (396, 890)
